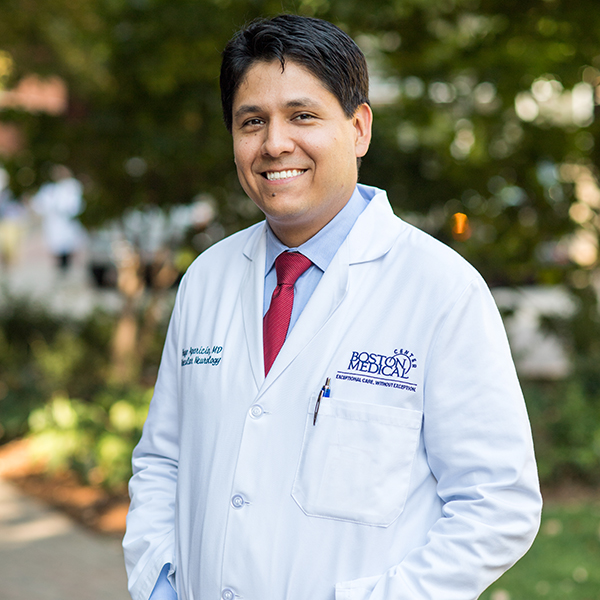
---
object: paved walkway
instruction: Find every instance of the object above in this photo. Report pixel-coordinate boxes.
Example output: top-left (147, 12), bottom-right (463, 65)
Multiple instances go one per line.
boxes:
top-left (0, 478), bottom-right (131, 600)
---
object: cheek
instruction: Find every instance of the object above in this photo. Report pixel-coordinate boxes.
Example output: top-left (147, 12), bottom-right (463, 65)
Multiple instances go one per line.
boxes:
top-left (233, 148), bottom-right (244, 168)
top-left (233, 139), bottom-right (255, 167)
top-left (310, 129), bottom-right (353, 161)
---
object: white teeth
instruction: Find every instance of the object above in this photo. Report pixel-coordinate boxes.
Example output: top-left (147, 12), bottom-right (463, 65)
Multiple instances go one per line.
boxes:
top-left (266, 169), bottom-right (304, 181)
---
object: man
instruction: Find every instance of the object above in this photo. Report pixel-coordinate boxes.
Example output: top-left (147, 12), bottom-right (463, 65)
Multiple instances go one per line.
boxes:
top-left (124, 15), bottom-right (542, 600)
top-left (31, 164), bottom-right (85, 272)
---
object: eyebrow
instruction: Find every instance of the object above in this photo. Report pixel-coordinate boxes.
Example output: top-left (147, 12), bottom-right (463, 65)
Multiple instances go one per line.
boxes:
top-left (234, 105), bottom-right (261, 120)
top-left (233, 98), bottom-right (323, 121)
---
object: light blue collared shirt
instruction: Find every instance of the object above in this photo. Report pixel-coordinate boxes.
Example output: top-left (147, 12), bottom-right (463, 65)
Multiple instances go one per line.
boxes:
top-left (263, 185), bottom-right (369, 334)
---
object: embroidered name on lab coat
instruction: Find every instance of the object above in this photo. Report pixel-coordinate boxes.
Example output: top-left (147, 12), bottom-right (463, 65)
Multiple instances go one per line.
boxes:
top-left (336, 349), bottom-right (418, 392)
top-left (181, 345), bottom-right (223, 367)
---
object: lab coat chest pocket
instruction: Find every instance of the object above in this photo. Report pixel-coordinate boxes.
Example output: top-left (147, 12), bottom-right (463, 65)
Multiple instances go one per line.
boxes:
top-left (292, 397), bottom-right (422, 527)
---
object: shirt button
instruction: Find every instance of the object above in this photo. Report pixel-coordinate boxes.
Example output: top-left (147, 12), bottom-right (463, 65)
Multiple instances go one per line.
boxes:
top-left (222, 589), bottom-right (235, 600)
top-left (250, 404), bottom-right (264, 418)
top-left (231, 494), bottom-right (245, 509)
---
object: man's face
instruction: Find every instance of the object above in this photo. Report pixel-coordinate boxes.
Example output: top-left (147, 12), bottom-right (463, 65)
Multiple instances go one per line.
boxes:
top-left (231, 60), bottom-right (372, 247)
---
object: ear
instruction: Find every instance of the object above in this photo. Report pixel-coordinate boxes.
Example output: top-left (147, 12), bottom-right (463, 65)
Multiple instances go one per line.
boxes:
top-left (353, 103), bottom-right (373, 158)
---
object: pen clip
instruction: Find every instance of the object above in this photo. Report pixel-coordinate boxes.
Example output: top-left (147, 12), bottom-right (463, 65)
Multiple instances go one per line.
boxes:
top-left (313, 377), bottom-right (330, 426)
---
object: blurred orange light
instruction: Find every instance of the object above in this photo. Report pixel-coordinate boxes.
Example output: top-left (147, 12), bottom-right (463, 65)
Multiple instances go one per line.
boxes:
top-left (452, 212), bottom-right (472, 241)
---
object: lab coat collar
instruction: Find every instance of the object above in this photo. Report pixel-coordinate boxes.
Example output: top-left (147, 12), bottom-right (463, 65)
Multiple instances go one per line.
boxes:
top-left (241, 186), bottom-right (404, 265)
top-left (345, 185), bottom-right (406, 264)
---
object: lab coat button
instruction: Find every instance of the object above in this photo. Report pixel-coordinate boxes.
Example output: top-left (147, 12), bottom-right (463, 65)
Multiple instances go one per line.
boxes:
top-left (231, 494), bottom-right (245, 509)
top-left (250, 405), bottom-right (264, 418)
top-left (222, 589), bottom-right (235, 600)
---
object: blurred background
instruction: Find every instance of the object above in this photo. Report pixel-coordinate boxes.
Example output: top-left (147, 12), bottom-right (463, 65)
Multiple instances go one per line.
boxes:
top-left (0, 0), bottom-right (599, 599)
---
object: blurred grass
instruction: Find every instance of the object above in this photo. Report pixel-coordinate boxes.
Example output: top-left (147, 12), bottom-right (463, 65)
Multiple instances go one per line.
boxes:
top-left (482, 500), bottom-right (600, 600)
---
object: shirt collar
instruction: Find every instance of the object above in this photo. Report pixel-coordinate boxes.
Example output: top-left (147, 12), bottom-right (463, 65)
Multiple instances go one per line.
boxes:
top-left (265, 185), bottom-right (369, 276)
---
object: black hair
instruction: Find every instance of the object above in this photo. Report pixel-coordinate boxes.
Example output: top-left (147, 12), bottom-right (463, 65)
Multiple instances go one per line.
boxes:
top-left (220, 14), bottom-right (370, 133)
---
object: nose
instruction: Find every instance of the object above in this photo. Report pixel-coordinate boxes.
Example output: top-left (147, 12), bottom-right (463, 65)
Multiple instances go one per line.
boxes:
top-left (262, 119), bottom-right (295, 157)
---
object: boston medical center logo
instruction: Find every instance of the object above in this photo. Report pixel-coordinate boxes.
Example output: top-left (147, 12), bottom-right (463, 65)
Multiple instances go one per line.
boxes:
top-left (336, 348), bottom-right (418, 392)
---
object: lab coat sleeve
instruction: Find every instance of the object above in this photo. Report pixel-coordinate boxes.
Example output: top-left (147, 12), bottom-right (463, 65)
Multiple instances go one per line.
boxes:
top-left (123, 293), bottom-right (181, 600)
top-left (336, 276), bottom-right (542, 600)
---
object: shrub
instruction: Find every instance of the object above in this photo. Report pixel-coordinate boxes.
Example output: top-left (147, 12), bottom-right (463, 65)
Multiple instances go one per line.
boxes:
top-left (27, 387), bottom-right (152, 491)
top-left (0, 297), bottom-right (166, 443)
top-left (524, 358), bottom-right (600, 485)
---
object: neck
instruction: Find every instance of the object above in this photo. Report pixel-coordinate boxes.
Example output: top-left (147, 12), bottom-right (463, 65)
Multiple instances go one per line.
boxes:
top-left (268, 224), bottom-right (317, 248)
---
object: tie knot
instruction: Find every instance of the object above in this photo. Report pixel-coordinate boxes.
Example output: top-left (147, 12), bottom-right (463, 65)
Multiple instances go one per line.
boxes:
top-left (275, 252), bottom-right (312, 286)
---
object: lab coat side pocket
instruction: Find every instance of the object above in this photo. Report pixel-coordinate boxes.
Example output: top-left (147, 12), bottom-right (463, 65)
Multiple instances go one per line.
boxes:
top-left (291, 397), bottom-right (422, 527)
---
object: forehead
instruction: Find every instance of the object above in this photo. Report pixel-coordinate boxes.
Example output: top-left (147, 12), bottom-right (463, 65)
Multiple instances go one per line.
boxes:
top-left (233, 59), bottom-right (339, 109)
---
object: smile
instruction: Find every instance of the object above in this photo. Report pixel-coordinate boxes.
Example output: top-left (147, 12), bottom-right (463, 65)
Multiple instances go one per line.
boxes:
top-left (264, 169), bottom-right (306, 181)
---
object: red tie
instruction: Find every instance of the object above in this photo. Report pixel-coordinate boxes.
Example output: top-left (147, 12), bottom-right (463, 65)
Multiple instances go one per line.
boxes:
top-left (263, 252), bottom-right (313, 375)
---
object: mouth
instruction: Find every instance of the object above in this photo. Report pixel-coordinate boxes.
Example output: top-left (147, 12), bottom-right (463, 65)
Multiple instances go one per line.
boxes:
top-left (262, 169), bottom-right (307, 181)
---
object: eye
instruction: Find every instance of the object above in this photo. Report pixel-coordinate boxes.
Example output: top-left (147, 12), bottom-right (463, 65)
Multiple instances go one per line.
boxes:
top-left (242, 117), bottom-right (264, 128)
top-left (294, 113), bottom-right (316, 122)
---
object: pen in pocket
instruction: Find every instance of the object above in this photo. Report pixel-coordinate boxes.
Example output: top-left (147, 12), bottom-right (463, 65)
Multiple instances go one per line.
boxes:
top-left (313, 377), bottom-right (331, 426)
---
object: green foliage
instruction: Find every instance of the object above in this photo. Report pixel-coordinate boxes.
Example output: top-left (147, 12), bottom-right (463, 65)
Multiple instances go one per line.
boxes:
top-left (0, 299), bottom-right (70, 441)
top-left (0, 295), bottom-right (168, 490)
top-left (525, 372), bottom-right (600, 485)
top-left (481, 502), bottom-right (600, 600)
top-left (0, 297), bottom-right (165, 443)
top-left (27, 387), bottom-right (151, 490)
top-left (526, 285), bottom-right (600, 484)
top-left (1, 0), bottom-right (598, 235)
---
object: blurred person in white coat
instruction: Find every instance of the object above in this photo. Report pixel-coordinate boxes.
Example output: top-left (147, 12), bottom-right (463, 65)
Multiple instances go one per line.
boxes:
top-left (124, 15), bottom-right (542, 600)
top-left (31, 164), bottom-right (85, 271)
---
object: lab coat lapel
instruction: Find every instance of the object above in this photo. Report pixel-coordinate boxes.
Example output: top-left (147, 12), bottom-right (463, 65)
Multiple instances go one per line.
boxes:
top-left (262, 188), bottom-right (405, 388)
top-left (242, 188), bottom-right (405, 395)
top-left (241, 225), bottom-right (267, 389)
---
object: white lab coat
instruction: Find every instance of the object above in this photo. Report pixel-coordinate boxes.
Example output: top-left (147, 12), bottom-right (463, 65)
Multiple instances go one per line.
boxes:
top-left (31, 177), bottom-right (85, 255)
top-left (124, 185), bottom-right (541, 600)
